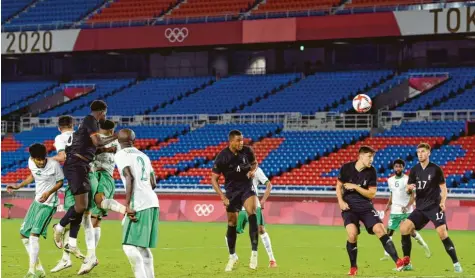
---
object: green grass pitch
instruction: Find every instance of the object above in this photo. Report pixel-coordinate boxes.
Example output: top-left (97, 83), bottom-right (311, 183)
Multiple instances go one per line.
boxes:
top-left (2, 219), bottom-right (474, 277)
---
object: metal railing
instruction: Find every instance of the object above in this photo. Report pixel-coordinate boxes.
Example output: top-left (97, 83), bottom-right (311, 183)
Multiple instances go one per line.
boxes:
top-left (285, 112), bottom-right (374, 130)
top-left (2, 1), bottom-right (472, 32)
top-left (378, 110), bottom-right (475, 129)
top-left (1, 121), bottom-right (18, 135)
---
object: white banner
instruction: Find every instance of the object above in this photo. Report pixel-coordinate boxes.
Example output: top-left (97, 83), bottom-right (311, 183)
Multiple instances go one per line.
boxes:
top-left (1, 29), bottom-right (80, 55)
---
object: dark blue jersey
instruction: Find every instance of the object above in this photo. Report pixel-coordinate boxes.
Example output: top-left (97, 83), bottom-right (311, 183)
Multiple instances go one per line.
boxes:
top-left (66, 115), bottom-right (99, 162)
top-left (338, 161), bottom-right (377, 212)
top-left (212, 146), bottom-right (256, 193)
top-left (408, 162), bottom-right (445, 210)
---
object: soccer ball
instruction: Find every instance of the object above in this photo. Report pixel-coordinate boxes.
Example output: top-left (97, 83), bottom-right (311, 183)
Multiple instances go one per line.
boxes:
top-left (352, 94), bottom-right (372, 113)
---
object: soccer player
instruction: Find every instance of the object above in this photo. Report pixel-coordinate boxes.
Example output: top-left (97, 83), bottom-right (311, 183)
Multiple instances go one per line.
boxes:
top-left (233, 167), bottom-right (277, 267)
top-left (115, 128), bottom-right (158, 278)
top-left (400, 143), bottom-right (463, 273)
top-left (7, 143), bottom-right (64, 278)
top-left (52, 100), bottom-right (125, 274)
top-left (90, 120), bottom-right (121, 248)
top-left (380, 159), bottom-right (430, 261)
top-left (336, 146), bottom-right (404, 276)
top-left (211, 130), bottom-right (259, 271)
top-left (50, 115), bottom-right (86, 273)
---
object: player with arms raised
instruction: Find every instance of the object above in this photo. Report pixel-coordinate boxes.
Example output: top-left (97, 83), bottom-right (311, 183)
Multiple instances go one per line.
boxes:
top-left (380, 159), bottom-right (430, 261)
top-left (234, 167), bottom-right (276, 267)
top-left (7, 143), bottom-right (64, 278)
top-left (400, 143), bottom-right (463, 273)
top-left (211, 130), bottom-right (259, 271)
top-left (115, 128), bottom-right (158, 278)
top-left (337, 146), bottom-right (404, 276)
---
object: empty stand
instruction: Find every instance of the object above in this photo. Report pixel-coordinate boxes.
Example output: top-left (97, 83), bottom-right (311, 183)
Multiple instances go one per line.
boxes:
top-left (167, 0), bottom-right (255, 18)
top-left (254, 0), bottom-right (338, 14)
top-left (2, 81), bottom-right (57, 115)
top-left (1, 0), bottom-right (32, 22)
top-left (89, 0), bottom-right (176, 23)
top-left (435, 88), bottom-right (475, 110)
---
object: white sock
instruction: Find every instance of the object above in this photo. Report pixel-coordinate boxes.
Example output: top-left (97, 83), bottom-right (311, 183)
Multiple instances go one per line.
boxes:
top-left (101, 199), bottom-right (126, 214)
top-left (62, 229), bottom-right (71, 261)
top-left (260, 232), bottom-right (275, 261)
top-left (94, 227), bottom-right (102, 248)
top-left (82, 214), bottom-right (96, 258)
top-left (412, 231), bottom-right (427, 246)
top-left (68, 237), bottom-right (77, 248)
top-left (28, 236), bottom-right (40, 273)
top-left (123, 245), bottom-right (147, 278)
top-left (55, 223), bottom-right (65, 233)
top-left (22, 238), bottom-right (30, 256)
top-left (138, 247), bottom-right (155, 278)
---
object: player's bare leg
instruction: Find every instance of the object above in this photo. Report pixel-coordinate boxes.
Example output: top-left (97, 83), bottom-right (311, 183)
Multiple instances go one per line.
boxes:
top-left (78, 211), bottom-right (98, 275)
top-left (436, 224), bottom-right (463, 273)
top-left (259, 226), bottom-right (277, 267)
top-left (243, 195), bottom-right (259, 270)
top-left (345, 224), bottom-right (359, 276)
top-left (95, 191), bottom-right (126, 214)
top-left (54, 193), bottom-right (88, 249)
top-left (373, 224), bottom-right (404, 271)
top-left (400, 219), bottom-right (415, 270)
top-left (225, 212), bottom-right (239, 272)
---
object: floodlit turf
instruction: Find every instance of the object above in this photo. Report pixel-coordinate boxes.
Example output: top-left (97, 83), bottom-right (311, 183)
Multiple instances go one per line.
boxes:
top-left (2, 219), bottom-right (474, 277)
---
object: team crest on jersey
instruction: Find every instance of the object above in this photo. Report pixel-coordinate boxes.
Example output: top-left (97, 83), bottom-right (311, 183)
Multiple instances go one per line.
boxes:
top-left (363, 180), bottom-right (367, 186)
top-left (243, 157), bottom-right (246, 164)
top-left (236, 165), bottom-right (241, 172)
top-left (35, 170), bottom-right (41, 176)
top-left (428, 174), bottom-right (431, 181)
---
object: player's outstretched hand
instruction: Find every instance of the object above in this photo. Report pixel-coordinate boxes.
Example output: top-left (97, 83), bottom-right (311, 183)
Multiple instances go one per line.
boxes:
top-left (339, 201), bottom-right (350, 211)
top-left (38, 192), bottom-right (50, 203)
top-left (343, 183), bottom-right (356, 190)
top-left (247, 170), bottom-right (255, 179)
top-left (440, 202), bottom-right (446, 212)
top-left (6, 184), bottom-right (18, 193)
top-left (221, 196), bottom-right (230, 207)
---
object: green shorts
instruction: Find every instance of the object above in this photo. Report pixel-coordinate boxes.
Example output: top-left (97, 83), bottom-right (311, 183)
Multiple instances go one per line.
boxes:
top-left (90, 171), bottom-right (116, 218)
top-left (122, 207), bottom-right (159, 248)
top-left (63, 172), bottom-right (98, 212)
top-left (387, 213), bottom-right (410, 231)
top-left (64, 186), bottom-right (75, 211)
top-left (236, 207), bottom-right (265, 234)
top-left (20, 201), bottom-right (57, 238)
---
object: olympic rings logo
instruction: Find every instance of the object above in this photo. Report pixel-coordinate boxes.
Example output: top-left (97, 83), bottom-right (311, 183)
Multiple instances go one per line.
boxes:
top-left (194, 204), bottom-right (214, 216)
top-left (164, 27), bottom-right (189, 43)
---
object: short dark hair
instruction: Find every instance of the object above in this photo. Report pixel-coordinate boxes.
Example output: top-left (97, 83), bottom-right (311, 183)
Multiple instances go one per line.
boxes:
top-left (417, 143), bottom-right (431, 151)
top-left (100, 120), bottom-right (115, 130)
top-left (58, 115), bottom-right (73, 128)
top-left (90, 100), bottom-right (107, 112)
top-left (29, 143), bottom-right (47, 159)
top-left (393, 159), bottom-right (406, 167)
top-left (358, 145), bottom-right (376, 155)
top-left (228, 130), bottom-right (242, 141)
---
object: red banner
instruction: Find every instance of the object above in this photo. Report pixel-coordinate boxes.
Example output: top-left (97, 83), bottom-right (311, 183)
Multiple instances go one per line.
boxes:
top-left (63, 87), bottom-right (93, 101)
top-left (3, 195), bottom-right (475, 230)
top-left (408, 76), bottom-right (449, 98)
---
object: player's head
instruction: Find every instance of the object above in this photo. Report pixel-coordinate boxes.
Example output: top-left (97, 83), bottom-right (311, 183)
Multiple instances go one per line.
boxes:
top-left (58, 115), bottom-right (74, 132)
top-left (29, 143), bottom-right (47, 168)
top-left (228, 130), bottom-right (243, 151)
top-left (358, 145), bottom-right (375, 168)
top-left (417, 143), bottom-right (431, 163)
top-left (392, 158), bottom-right (405, 176)
top-left (117, 128), bottom-right (135, 148)
top-left (99, 120), bottom-right (115, 136)
top-left (90, 100), bottom-right (108, 122)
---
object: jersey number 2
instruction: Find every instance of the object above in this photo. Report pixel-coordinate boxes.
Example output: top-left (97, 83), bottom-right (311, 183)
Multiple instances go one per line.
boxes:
top-left (136, 157), bottom-right (148, 181)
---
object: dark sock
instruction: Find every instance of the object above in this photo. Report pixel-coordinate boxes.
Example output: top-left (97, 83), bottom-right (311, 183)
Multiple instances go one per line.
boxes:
top-left (59, 206), bottom-right (77, 227)
top-left (226, 225), bottom-right (237, 255)
top-left (68, 211), bottom-right (84, 239)
top-left (380, 234), bottom-right (399, 263)
top-left (442, 237), bottom-right (459, 264)
top-left (346, 241), bottom-right (357, 268)
top-left (401, 234), bottom-right (412, 258)
top-left (387, 230), bottom-right (394, 237)
top-left (248, 214), bottom-right (258, 251)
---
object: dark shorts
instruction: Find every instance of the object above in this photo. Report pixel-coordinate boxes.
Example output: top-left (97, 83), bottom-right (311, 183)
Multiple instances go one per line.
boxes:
top-left (225, 187), bottom-right (256, 213)
top-left (342, 208), bottom-right (382, 235)
top-left (64, 155), bottom-right (91, 195)
top-left (408, 204), bottom-right (447, 231)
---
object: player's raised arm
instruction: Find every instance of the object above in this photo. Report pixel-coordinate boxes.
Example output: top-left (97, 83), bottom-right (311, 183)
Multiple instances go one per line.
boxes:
top-left (6, 174), bottom-right (34, 193)
top-left (51, 150), bottom-right (67, 163)
top-left (91, 133), bottom-right (118, 148)
top-left (95, 145), bottom-right (117, 155)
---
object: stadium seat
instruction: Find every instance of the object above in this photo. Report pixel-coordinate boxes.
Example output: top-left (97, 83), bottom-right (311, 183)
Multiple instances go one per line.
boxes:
top-left (89, 0), bottom-right (177, 23)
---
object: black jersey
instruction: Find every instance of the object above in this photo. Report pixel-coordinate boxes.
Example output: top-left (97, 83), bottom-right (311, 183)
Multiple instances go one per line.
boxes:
top-left (338, 161), bottom-right (377, 212)
top-left (212, 146), bottom-right (256, 193)
top-left (408, 162), bottom-right (445, 210)
top-left (66, 115), bottom-right (99, 162)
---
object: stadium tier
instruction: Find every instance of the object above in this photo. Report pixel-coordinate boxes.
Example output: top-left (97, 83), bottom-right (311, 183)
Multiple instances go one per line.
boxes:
top-left (88, 0), bottom-right (176, 23)
top-left (1, 81), bottom-right (58, 116)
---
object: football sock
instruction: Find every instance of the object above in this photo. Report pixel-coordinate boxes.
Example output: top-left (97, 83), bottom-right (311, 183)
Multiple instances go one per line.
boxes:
top-left (248, 214), bottom-right (259, 252)
top-left (346, 241), bottom-right (357, 268)
top-left (94, 227), bottom-right (101, 248)
top-left (28, 236), bottom-right (40, 273)
top-left (412, 231), bottom-right (427, 246)
top-left (62, 226), bottom-right (71, 261)
top-left (226, 225), bottom-right (237, 255)
top-left (401, 234), bottom-right (412, 258)
top-left (82, 214), bottom-right (96, 258)
top-left (138, 247), bottom-right (155, 278)
top-left (123, 245), bottom-right (147, 278)
top-left (260, 232), bottom-right (275, 261)
top-left (379, 234), bottom-right (399, 263)
top-left (442, 237), bottom-right (459, 264)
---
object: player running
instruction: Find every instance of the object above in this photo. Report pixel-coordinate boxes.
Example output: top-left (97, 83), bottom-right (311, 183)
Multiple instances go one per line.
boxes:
top-left (380, 159), bottom-right (430, 262)
top-left (115, 128), bottom-right (158, 278)
top-left (50, 115), bottom-right (86, 273)
top-left (400, 143), bottom-right (463, 273)
top-left (52, 100), bottom-right (126, 275)
top-left (7, 143), bottom-right (64, 278)
top-left (211, 130), bottom-right (260, 271)
top-left (233, 167), bottom-right (277, 267)
top-left (336, 146), bottom-right (404, 276)
top-left (90, 120), bottom-right (121, 249)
